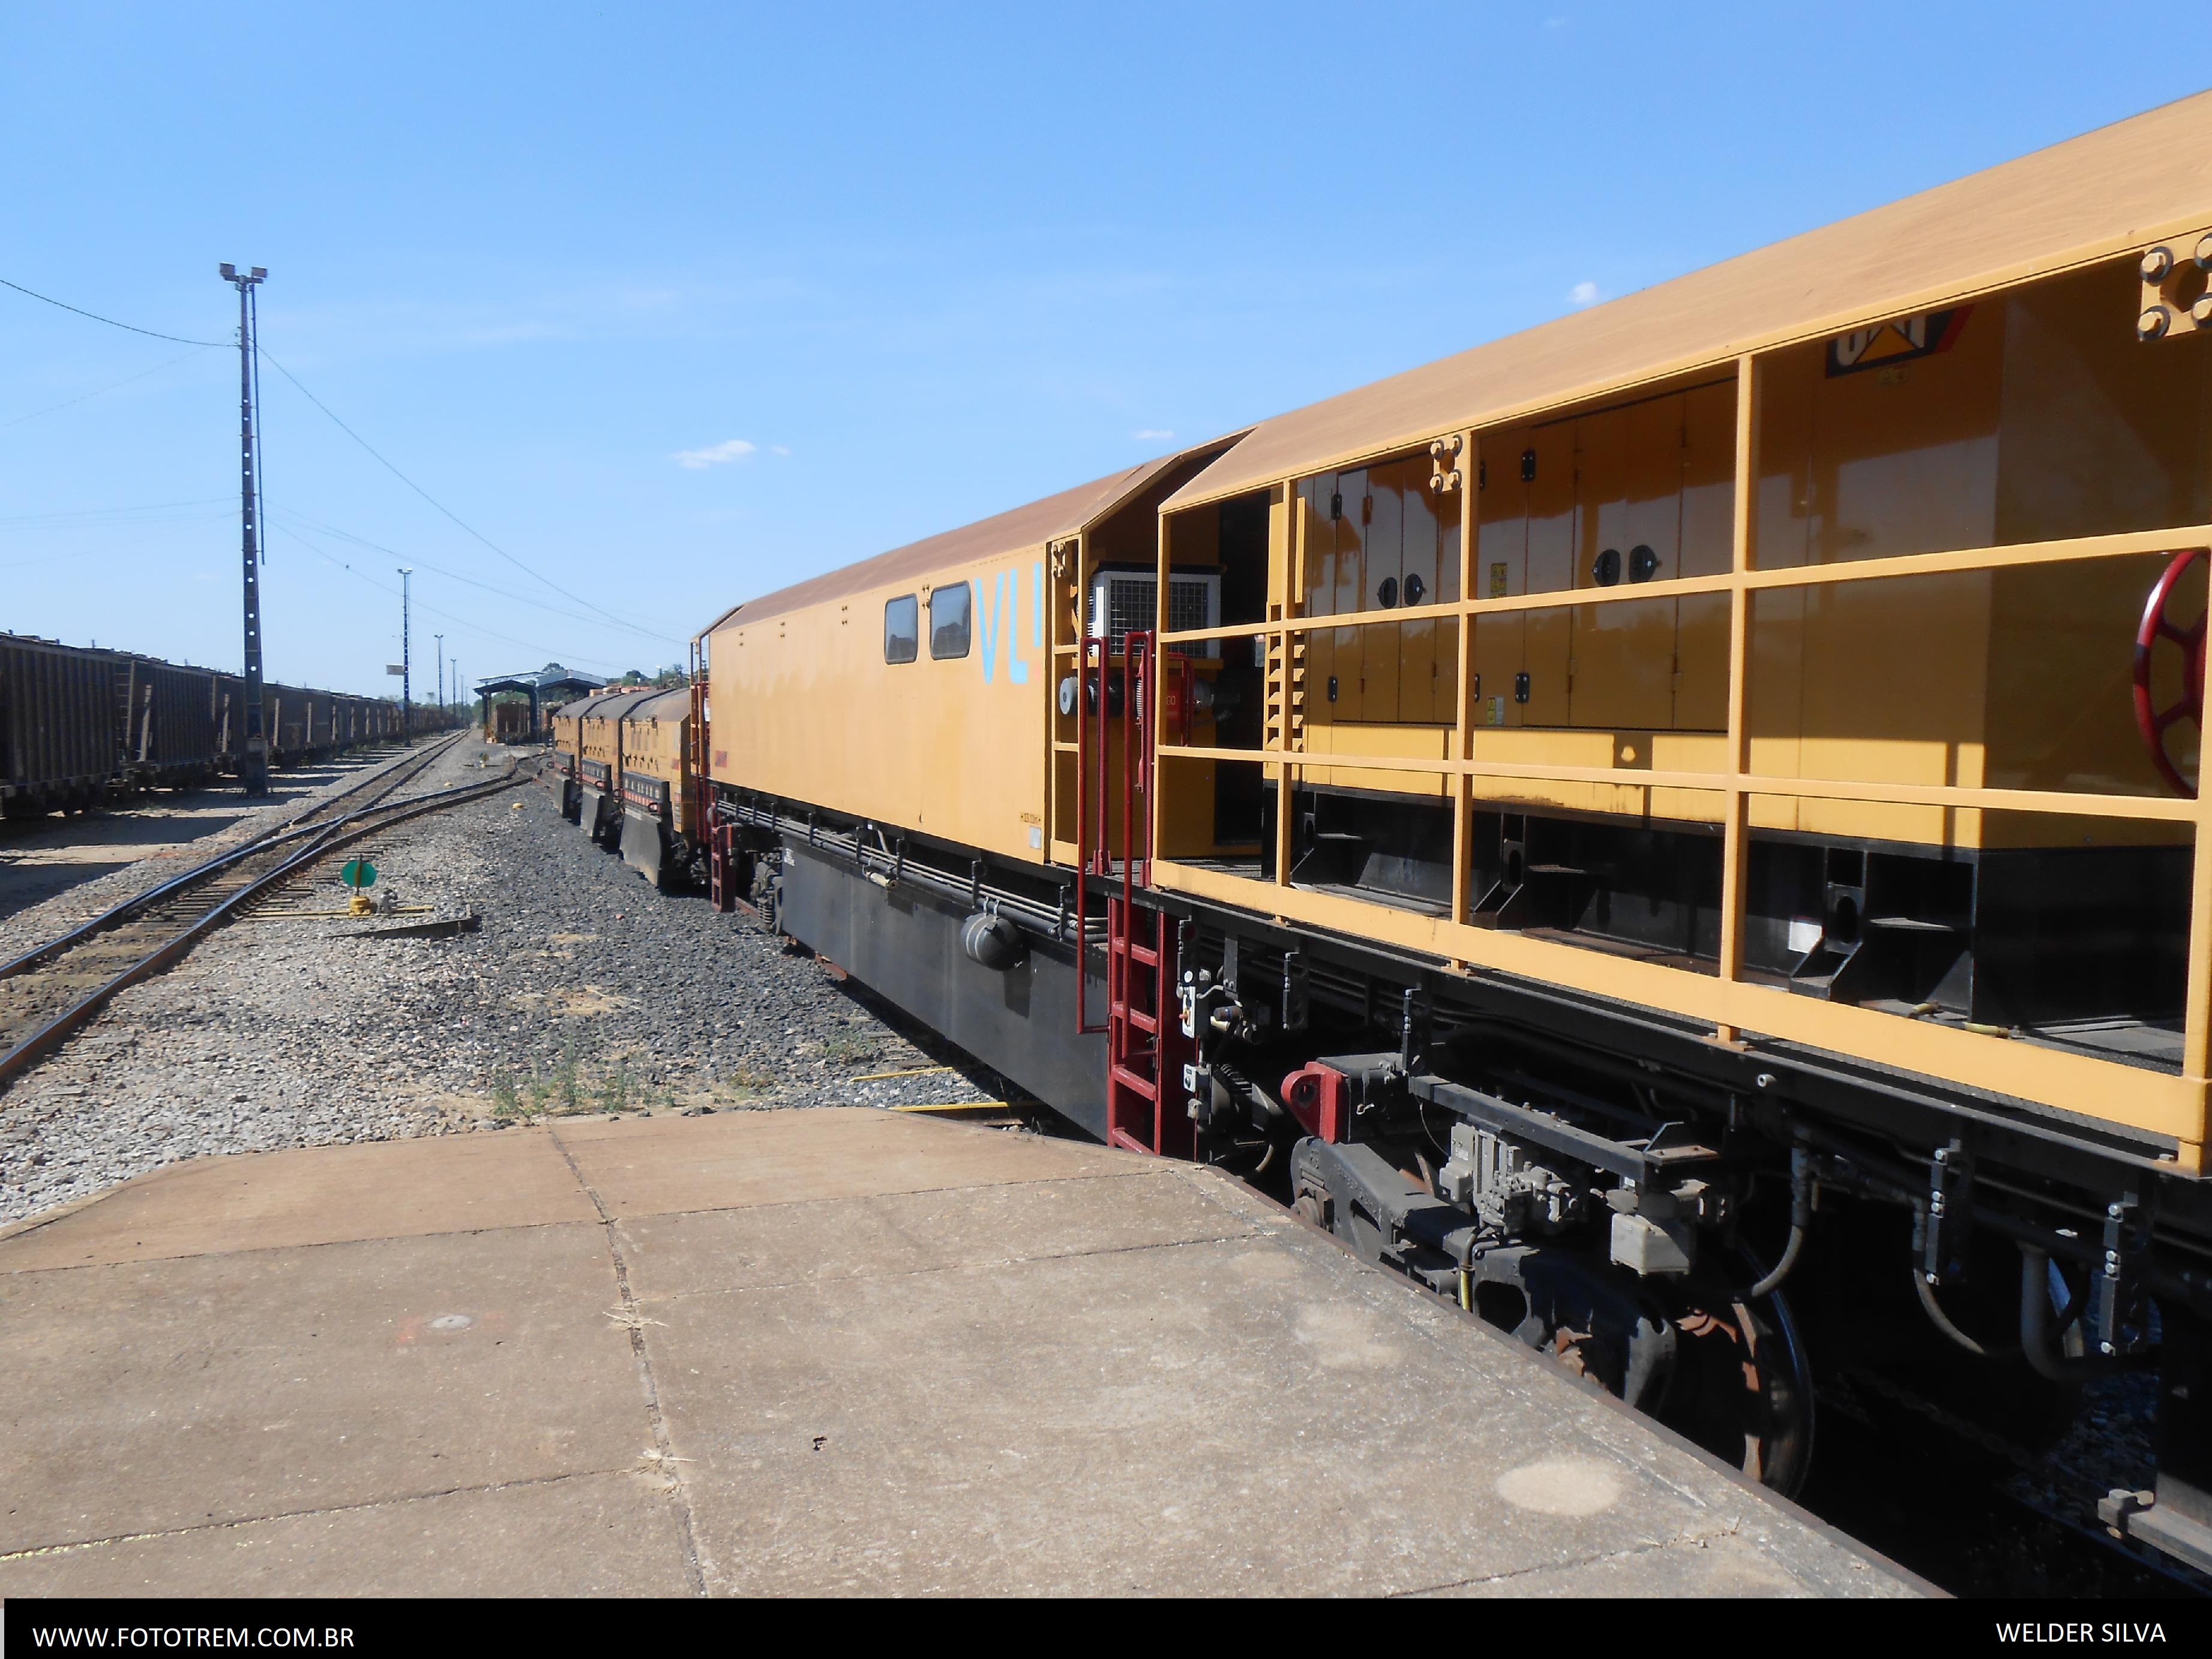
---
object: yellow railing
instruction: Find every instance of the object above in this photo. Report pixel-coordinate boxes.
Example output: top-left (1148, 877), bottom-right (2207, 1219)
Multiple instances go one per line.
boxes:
top-left (1150, 355), bottom-right (2211, 1170)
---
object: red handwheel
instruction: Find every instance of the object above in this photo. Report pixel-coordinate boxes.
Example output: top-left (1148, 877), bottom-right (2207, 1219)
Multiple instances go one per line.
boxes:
top-left (2134, 548), bottom-right (2207, 796)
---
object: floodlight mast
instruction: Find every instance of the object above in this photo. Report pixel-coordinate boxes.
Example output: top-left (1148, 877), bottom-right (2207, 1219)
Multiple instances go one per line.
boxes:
top-left (220, 263), bottom-right (270, 795)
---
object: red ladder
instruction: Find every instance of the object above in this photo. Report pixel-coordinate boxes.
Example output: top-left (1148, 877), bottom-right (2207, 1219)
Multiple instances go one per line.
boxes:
top-left (691, 638), bottom-right (739, 914)
top-left (1075, 630), bottom-right (1191, 1158)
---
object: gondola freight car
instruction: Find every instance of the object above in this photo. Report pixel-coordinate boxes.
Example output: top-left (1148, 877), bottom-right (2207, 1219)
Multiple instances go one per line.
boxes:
top-left (0, 634), bottom-right (116, 817)
top-left (112, 654), bottom-right (219, 790)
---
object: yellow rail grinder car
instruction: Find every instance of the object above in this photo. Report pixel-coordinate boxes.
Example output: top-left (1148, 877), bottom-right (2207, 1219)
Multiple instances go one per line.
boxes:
top-left (575, 688), bottom-right (660, 848)
top-left (548, 698), bottom-right (586, 822)
top-left (682, 97), bottom-right (2212, 1550)
top-left (614, 687), bottom-right (695, 888)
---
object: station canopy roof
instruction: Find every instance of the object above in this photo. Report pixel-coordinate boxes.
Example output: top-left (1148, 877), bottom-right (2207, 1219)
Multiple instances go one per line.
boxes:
top-left (473, 663), bottom-right (604, 700)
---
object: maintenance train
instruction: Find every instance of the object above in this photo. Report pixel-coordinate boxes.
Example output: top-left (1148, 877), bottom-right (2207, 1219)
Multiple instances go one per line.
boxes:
top-left (549, 98), bottom-right (2212, 1567)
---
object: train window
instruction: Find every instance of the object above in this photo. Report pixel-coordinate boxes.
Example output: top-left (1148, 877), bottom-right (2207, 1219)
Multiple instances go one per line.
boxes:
top-left (930, 583), bottom-right (972, 659)
top-left (885, 595), bottom-right (919, 663)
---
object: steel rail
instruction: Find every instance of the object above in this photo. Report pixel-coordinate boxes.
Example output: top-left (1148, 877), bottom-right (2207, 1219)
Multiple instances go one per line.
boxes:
top-left (0, 757), bottom-right (529, 1093)
top-left (0, 733), bottom-right (464, 984)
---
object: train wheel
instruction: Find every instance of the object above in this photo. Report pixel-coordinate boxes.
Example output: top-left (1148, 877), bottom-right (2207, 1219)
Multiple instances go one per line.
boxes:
top-left (1656, 1268), bottom-right (1817, 1499)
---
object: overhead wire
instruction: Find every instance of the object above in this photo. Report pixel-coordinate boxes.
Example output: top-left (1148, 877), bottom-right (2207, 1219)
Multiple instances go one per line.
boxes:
top-left (1, 271), bottom-right (660, 669)
top-left (275, 523), bottom-right (631, 675)
top-left (254, 347), bottom-right (681, 644)
top-left (0, 346), bottom-right (223, 433)
top-left (266, 505), bottom-right (678, 644)
top-left (0, 498), bottom-right (231, 525)
top-left (0, 275), bottom-right (227, 348)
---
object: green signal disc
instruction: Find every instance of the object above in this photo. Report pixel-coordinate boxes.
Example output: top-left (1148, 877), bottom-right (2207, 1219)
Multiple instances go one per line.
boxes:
top-left (341, 859), bottom-right (379, 890)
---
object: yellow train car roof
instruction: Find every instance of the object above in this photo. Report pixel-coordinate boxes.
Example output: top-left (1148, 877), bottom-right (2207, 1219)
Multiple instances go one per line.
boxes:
top-left (576, 688), bottom-right (662, 724)
top-left (1164, 89), bottom-right (2212, 511)
top-left (619, 687), bottom-right (689, 724)
top-left (699, 442), bottom-right (1234, 636)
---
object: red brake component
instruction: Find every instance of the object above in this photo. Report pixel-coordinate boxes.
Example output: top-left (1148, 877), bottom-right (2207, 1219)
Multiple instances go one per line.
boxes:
top-left (2133, 549), bottom-right (2207, 797)
top-left (1281, 1062), bottom-right (1349, 1143)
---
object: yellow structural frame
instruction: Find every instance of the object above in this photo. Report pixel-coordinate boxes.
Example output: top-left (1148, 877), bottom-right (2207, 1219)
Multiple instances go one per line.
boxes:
top-left (1150, 349), bottom-right (2212, 1172)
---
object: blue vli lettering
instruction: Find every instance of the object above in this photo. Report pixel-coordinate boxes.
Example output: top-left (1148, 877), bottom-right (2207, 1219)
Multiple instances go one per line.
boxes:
top-left (975, 568), bottom-right (1030, 686)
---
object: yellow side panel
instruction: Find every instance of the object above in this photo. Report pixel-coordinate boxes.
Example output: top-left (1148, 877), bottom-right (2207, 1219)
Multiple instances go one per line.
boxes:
top-left (1624, 394), bottom-right (1686, 575)
top-left (1985, 551), bottom-right (2181, 796)
top-left (1747, 588), bottom-right (1804, 831)
top-left (1650, 731), bottom-right (1728, 825)
top-left (1569, 597), bottom-right (1676, 730)
top-left (709, 554), bottom-right (1052, 864)
top-left (1302, 722), bottom-right (1450, 796)
top-left (1363, 471), bottom-right (1402, 723)
top-left (1334, 469), bottom-right (1367, 721)
top-left (1791, 570), bottom-right (1991, 844)
top-left (1467, 726), bottom-right (1651, 817)
top-left (1477, 428), bottom-right (1530, 603)
top-left (1389, 458), bottom-right (1445, 723)
top-left (1674, 590), bottom-right (1730, 732)
top-left (1753, 349), bottom-right (1817, 570)
top-left (1524, 608), bottom-right (1572, 726)
top-left (1471, 612), bottom-right (1522, 732)
top-left (1761, 307), bottom-right (2004, 567)
top-left (1526, 427), bottom-right (1575, 595)
top-left (1679, 380), bottom-right (1736, 579)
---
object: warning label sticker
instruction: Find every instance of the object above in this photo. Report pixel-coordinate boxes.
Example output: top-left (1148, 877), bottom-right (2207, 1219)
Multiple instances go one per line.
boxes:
top-left (1826, 306), bottom-right (1972, 376)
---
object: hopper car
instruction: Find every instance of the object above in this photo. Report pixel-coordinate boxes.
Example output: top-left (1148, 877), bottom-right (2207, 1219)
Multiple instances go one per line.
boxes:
top-left (560, 100), bottom-right (2212, 1567)
top-left (0, 635), bottom-right (116, 816)
top-left (0, 631), bottom-right (410, 819)
top-left (112, 654), bottom-right (218, 789)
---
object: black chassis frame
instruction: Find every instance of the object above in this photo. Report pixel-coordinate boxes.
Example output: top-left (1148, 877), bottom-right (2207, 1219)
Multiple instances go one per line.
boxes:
top-left (1153, 886), bottom-right (2212, 1562)
top-left (1150, 887), bottom-right (2212, 1312)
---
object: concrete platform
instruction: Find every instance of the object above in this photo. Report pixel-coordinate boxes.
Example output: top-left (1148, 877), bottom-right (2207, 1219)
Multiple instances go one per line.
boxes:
top-left (0, 1107), bottom-right (1924, 1598)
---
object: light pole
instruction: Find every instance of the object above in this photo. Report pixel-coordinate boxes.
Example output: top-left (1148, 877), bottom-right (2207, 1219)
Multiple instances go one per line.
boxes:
top-left (219, 262), bottom-right (269, 795)
top-left (398, 568), bottom-right (413, 740)
top-left (434, 633), bottom-right (445, 718)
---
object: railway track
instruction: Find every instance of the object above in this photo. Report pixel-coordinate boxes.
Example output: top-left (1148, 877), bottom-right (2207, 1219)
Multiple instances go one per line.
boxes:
top-left (0, 734), bottom-right (529, 1094)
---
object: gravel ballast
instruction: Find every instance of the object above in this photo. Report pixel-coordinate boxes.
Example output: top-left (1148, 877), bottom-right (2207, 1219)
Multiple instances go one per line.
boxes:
top-left (0, 740), bottom-right (991, 1227)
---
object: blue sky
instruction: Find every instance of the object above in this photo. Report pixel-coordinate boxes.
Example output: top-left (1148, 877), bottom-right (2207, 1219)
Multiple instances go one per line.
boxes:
top-left (4, 4), bottom-right (2209, 696)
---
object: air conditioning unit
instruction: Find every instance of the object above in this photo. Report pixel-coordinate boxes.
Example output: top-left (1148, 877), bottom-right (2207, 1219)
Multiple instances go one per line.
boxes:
top-left (1088, 566), bottom-right (1221, 658)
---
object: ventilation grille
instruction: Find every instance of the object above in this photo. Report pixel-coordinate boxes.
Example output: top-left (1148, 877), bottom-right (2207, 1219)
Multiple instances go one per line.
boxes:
top-left (1088, 571), bottom-right (1221, 657)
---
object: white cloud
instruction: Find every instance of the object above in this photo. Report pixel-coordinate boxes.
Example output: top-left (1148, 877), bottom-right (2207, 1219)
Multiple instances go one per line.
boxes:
top-left (674, 438), bottom-right (757, 469)
top-left (770, 445), bottom-right (791, 457)
top-left (1569, 281), bottom-right (1601, 307)
top-left (1134, 429), bottom-right (1174, 441)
